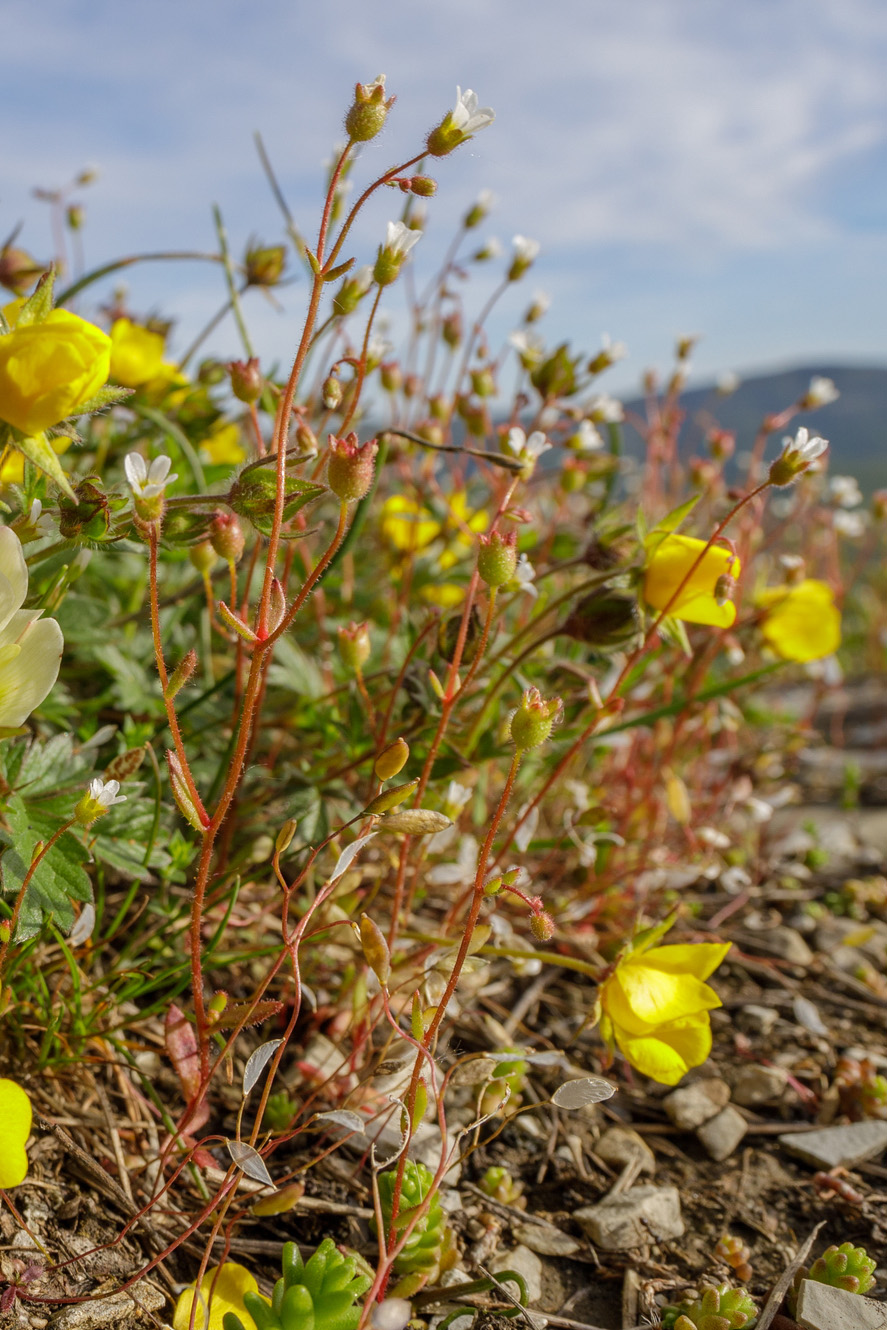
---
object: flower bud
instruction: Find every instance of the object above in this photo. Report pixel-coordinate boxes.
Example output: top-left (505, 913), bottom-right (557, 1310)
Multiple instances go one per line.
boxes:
top-left (714, 572), bottom-right (736, 608)
top-left (322, 372), bottom-right (343, 411)
top-left (380, 361), bottom-right (402, 393)
top-left (345, 75), bottom-right (394, 143)
top-left (327, 432), bottom-right (378, 502)
top-left (210, 511), bottom-right (246, 564)
top-left (332, 265), bottom-right (373, 317)
top-left (872, 489), bottom-right (887, 522)
top-left (364, 779), bottom-right (418, 815)
top-left (470, 366), bottom-right (495, 398)
top-left (166, 649), bottom-right (198, 701)
top-left (244, 242), bottom-right (286, 288)
top-left (428, 393), bottom-right (449, 421)
top-left (268, 577), bottom-right (286, 632)
top-left (57, 480), bottom-right (111, 542)
top-left (338, 621), bottom-right (371, 669)
top-left (229, 357), bottom-right (263, 404)
top-left (294, 420), bottom-right (318, 455)
top-left (66, 204), bottom-right (85, 231)
top-left (208, 991), bottom-right (228, 1023)
top-left (0, 244), bottom-right (44, 297)
top-left (477, 530), bottom-right (518, 588)
top-left (442, 312), bottom-right (462, 348)
top-left (707, 429), bottom-right (735, 461)
top-left (359, 913), bottom-right (391, 985)
top-left (375, 809), bottom-right (452, 835)
top-left (408, 175), bottom-right (437, 197)
top-left (530, 911), bottom-right (555, 943)
top-left (508, 236), bottom-right (540, 283)
top-left (561, 590), bottom-right (641, 649)
top-left (189, 541), bottom-right (218, 575)
top-left (510, 687), bottom-right (562, 751)
top-left (374, 737), bottom-right (410, 781)
top-left (464, 189), bottom-right (493, 229)
top-left (275, 819), bottom-right (298, 854)
top-left (167, 751), bottom-right (208, 831)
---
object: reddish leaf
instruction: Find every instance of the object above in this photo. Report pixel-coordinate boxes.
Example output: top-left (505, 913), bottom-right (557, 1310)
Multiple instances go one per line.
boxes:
top-left (164, 1003), bottom-right (201, 1100)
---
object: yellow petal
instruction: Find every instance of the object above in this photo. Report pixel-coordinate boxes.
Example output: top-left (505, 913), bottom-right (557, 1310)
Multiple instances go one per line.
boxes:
top-left (202, 422), bottom-right (246, 467)
top-left (0, 1078), bottom-right (32, 1188)
top-left (172, 1262), bottom-right (267, 1330)
top-left (757, 579), bottom-right (841, 662)
top-left (641, 941), bottom-right (731, 982)
top-left (606, 964), bottom-right (721, 1033)
top-left (616, 1013), bottom-right (713, 1085)
top-left (420, 582), bottom-right (465, 608)
top-left (109, 318), bottom-right (166, 388)
top-left (381, 496), bottom-right (441, 551)
top-left (644, 534), bottom-right (739, 627)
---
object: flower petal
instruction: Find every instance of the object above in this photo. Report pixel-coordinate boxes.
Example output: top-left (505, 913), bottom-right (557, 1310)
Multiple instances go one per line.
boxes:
top-left (173, 1262), bottom-right (267, 1330)
top-left (0, 614), bottom-right (63, 727)
top-left (640, 942), bottom-right (731, 982)
top-left (0, 1078), bottom-right (32, 1188)
top-left (615, 1014), bottom-right (713, 1086)
top-left (0, 527), bottom-right (28, 630)
top-left (607, 964), bottom-right (722, 1033)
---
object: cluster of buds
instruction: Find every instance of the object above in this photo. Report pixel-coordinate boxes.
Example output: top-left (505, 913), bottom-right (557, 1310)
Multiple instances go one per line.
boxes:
top-left (426, 87), bottom-right (494, 157)
top-left (345, 75), bottom-right (395, 143)
top-left (510, 687), bottom-right (562, 751)
top-left (768, 427), bottom-right (828, 486)
top-left (327, 432), bottom-right (378, 502)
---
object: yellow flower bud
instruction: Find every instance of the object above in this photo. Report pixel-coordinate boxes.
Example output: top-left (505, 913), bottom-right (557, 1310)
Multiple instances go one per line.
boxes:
top-left (374, 738), bottom-right (409, 781)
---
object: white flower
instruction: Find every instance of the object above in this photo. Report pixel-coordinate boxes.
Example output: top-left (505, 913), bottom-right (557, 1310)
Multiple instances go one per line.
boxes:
top-left (512, 235), bottom-right (540, 263)
top-left (86, 777), bottom-right (127, 809)
top-left (596, 333), bottom-right (627, 365)
top-left (527, 290), bottom-right (551, 319)
top-left (780, 426), bottom-right (828, 466)
top-left (0, 527), bottom-right (63, 729)
top-left (716, 371), bottom-right (740, 395)
top-left (507, 427), bottom-right (550, 461)
top-left (351, 265), bottom-right (374, 295)
top-left (509, 553), bottom-right (538, 598)
top-left (124, 453), bottom-right (178, 501)
top-left (833, 509), bottom-right (867, 538)
top-left (473, 235), bottom-right (503, 261)
top-left (698, 826), bottom-right (731, 850)
top-left (508, 329), bottom-right (543, 360)
top-left (451, 87), bottom-right (495, 136)
top-left (587, 394), bottom-right (624, 424)
top-left (570, 419), bottom-right (604, 453)
top-left (383, 220), bottom-right (421, 259)
top-left (804, 375), bottom-right (839, 408)
top-left (828, 475), bottom-right (862, 509)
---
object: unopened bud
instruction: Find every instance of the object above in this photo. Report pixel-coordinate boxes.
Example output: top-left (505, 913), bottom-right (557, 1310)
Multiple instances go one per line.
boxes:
top-left (714, 573), bottom-right (736, 608)
top-left (208, 991), bottom-right (228, 1022)
top-left (167, 751), bottom-right (208, 831)
top-left (189, 540), bottom-right (218, 575)
top-left (166, 649), bottom-right (198, 701)
top-left (359, 913), bottom-right (391, 985)
top-left (380, 361), bottom-right (402, 393)
top-left (374, 737), bottom-right (410, 781)
top-left (66, 204), bottom-right (84, 231)
top-left (510, 687), bottom-right (562, 751)
top-left (327, 432), bottom-right (378, 502)
top-left (470, 366), bottom-right (495, 398)
top-left (345, 75), bottom-right (394, 143)
top-left (364, 779), bottom-right (418, 815)
top-left (477, 530), bottom-right (518, 588)
top-left (872, 489), bottom-right (887, 522)
top-left (409, 175), bottom-right (437, 197)
top-left (338, 621), bottom-right (371, 669)
top-left (322, 373), bottom-right (343, 411)
top-left (375, 809), bottom-right (452, 835)
top-left (530, 911), bottom-right (555, 943)
top-left (708, 429), bottom-right (735, 461)
top-left (244, 242), bottom-right (286, 288)
top-left (275, 819), bottom-right (298, 854)
top-left (229, 357), bottom-right (263, 404)
top-left (268, 577), bottom-right (286, 632)
top-left (442, 312), bottom-right (462, 348)
top-left (294, 420), bottom-right (318, 455)
top-left (210, 511), bottom-right (246, 564)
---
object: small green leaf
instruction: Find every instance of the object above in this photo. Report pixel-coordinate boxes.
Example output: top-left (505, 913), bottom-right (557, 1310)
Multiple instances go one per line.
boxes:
top-left (69, 384), bottom-right (135, 415)
top-left (13, 270), bottom-right (56, 327)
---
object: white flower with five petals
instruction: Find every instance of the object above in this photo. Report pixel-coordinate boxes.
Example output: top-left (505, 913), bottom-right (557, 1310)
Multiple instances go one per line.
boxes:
top-left (450, 88), bottom-right (495, 136)
top-left (124, 453), bottom-right (178, 501)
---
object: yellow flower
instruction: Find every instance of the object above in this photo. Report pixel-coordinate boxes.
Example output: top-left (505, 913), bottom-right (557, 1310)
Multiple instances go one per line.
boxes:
top-left (756, 578), bottom-right (841, 662)
top-left (381, 495), bottom-right (441, 551)
top-left (201, 420), bottom-right (246, 466)
top-left (109, 318), bottom-right (167, 387)
top-left (0, 435), bottom-right (71, 488)
top-left (173, 1262), bottom-right (269, 1330)
top-left (0, 1078), bottom-right (32, 1188)
top-left (0, 525), bottom-right (64, 727)
top-left (0, 309), bottom-right (111, 436)
top-left (599, 939), bottom-right (731, 1085)
top-left (420, 582), bottom-right (466, 608)
top-left (643, 533), bottom-right (739, 628)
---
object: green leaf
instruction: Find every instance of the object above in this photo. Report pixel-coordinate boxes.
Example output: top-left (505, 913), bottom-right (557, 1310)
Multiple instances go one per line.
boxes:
top-left (13, 270), bottom-right (56, 327)
top-left (643, 493), bottom-right (701, 557)
top-left (9, 433), bottom-right (75, 498)
top-left (71, 384), bottom-right (135, 414)
top-left (1, 794), bottom-right (91, 941)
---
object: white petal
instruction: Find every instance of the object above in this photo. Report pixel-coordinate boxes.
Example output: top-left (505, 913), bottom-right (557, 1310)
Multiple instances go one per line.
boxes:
top-left (124, 453), bottom-right (147, 489)
top-left (0, 528), bottom-right (28, 632)
top-left (0, 616), bottom-right (63, 727)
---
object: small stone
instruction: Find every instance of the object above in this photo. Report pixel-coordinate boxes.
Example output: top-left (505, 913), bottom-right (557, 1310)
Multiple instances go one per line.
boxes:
top-left (779, 1119), bottom-right (887, 1169)
top-left (738, 1003), bottom-right (780, 1036)
top-left (490, 1244), bottom-right (543, 1304)
top-left (731, 1064), bottom-right (789, 1107)
top-left (574, 1184), bottom-right (684, 1251)
top-left (595, 1126), bottom-right (656, 1174)
top-left (696, 1105), bottom-right (748, 1161)
top-left (795, 1278), bottom-right (887, 1329)
top-left (513, 1220), bottom-right (580, 1256)
top-left (749, 924), bottom-right (814, 965)
top-left (663, 1077), bottom-right (731, 1129)
top-left (50, 1286), bottom-right (165, 1328)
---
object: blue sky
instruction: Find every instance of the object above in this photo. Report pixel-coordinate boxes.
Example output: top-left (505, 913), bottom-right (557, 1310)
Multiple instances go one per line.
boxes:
top-left (4, 0), bottom-right (886, 395)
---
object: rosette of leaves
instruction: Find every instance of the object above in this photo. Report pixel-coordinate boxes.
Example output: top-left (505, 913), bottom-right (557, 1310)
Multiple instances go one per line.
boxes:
top-left (374, 1161), bottom-right (457, 1294)
top-left (662, 1283), bottom-right (757, 1330)
top-left (790, 1242), bottom-right (876, 1311)
top-left (222, 1238), bottom-right (372, 1330)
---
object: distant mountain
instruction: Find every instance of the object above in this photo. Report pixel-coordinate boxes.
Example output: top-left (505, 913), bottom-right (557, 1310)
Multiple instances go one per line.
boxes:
top-left (623, 364), bottom-right (887, 492)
